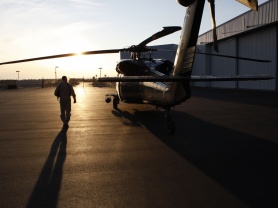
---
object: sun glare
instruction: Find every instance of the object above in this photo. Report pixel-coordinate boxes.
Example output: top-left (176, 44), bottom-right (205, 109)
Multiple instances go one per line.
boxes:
top-left (75, 85), bottom-right (86, 96)
top-left (8, 36), bottom-right (120, 80)
top-left (56, 51), bottom-right (119, 79)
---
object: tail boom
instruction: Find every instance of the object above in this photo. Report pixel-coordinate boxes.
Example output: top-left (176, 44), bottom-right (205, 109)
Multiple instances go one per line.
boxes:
top-left (173, 0), bottom-right (205, 76)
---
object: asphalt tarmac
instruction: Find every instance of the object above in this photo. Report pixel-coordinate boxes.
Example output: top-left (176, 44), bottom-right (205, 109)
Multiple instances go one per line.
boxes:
top-left (0, 83), bottom-right (277, 208)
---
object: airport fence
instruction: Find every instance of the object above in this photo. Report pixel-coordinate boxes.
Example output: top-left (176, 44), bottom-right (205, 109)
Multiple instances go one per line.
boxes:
top-left (0, 79), bottom-right (58, 89)
top-left (0, 78), bottom-right (116, 89)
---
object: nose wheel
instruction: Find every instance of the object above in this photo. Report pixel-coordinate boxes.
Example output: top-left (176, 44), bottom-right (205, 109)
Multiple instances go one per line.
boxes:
top-left (165, 108), bottom-right (175, 134)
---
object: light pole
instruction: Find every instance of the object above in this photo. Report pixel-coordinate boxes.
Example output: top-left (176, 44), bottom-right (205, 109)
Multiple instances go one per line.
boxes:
top-left (16, 71), bottom-right (20, 80)
top-left (16, 71), bottom-right (20, 88)
top-left (99, 67), bottom-right (102, 78)
top-left (55, 66), bottom-right (58, 83)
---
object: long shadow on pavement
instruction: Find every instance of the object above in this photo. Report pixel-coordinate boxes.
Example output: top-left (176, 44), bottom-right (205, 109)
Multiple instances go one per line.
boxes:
top-left (26, 127), bottom-right (67, 208)
top-left (116, 108), bottom-right (278, 208)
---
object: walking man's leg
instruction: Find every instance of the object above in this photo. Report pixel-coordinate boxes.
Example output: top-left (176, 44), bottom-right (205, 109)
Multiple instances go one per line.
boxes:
top-left (60, 101), bottom-right (66, 123)
top-left (64, 101), bottom-right (71, 126)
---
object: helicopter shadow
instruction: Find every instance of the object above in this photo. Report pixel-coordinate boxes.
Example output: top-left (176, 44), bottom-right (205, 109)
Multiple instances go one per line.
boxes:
top-left (112, 108), bottom-right (142, 127)
top-left (26, 126), bottom-right (68, 208)
top-left (116, 108), bottom-right (278, 208)
top-left (191, 87), bottom-right (278, 108)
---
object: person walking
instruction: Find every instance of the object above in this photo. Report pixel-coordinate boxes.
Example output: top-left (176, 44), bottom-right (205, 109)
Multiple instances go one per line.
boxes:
top-left (54, 76), bottom-right (76, 127)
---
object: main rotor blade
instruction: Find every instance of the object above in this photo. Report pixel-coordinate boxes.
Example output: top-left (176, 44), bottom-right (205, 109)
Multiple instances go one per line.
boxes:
top-left (236, 0), bottom-right (258, 11)
top-left (0, 49), bottom-right (123, 65)
top-left (208, 0), bottom-right (219, 53)
top-left (137, 26), bottom-right (181, 49)
top-left (197, 52), bottom-right (271, 63)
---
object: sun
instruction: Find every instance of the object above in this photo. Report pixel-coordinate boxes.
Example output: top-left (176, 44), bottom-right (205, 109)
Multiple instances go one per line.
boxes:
top-left (56, 55), bottom-right (119, 79)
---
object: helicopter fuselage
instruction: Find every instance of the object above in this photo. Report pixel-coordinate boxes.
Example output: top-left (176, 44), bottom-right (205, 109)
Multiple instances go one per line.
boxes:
top-left (116, 59), bottom-right (191, 108)
top-left (114, 0), bottom-right (205, 109)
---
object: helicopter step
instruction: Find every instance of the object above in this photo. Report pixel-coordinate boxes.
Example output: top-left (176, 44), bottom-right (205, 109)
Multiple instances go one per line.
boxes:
top-left (105, 94), bottom-right (120, 109)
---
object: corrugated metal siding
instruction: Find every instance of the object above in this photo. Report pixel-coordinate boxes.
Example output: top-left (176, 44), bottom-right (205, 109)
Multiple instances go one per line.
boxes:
top-left (192, 44), bottom-right (209, 87)
top-left (198, 0), bottom-right (278, 44)
top-left (210, 39), bottom-right (237, 88)
top-left (237, 26), bottom-right (277, 90)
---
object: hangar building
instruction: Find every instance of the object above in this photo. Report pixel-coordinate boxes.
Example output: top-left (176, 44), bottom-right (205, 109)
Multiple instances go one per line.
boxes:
top-left (120, 44), bottom-right (178, 61)
top-left (193, 0), bottom-right (278, 91)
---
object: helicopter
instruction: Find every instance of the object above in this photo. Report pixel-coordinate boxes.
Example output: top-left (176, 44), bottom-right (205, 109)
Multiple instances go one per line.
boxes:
top-left (0, 0), bottom-right (272, 133)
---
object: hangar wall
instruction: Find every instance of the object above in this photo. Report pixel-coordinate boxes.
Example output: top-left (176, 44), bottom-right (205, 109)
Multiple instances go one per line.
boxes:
top-left (237, 26), bottom-right (277, 90)
top-left (193, 0), bottom-right (278, 91)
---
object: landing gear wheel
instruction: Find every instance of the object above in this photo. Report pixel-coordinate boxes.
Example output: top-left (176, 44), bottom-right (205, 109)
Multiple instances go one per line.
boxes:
top-left (165, 108), bottom-right (175, 134)
top-left (113, 95), bottom-right (119, 109)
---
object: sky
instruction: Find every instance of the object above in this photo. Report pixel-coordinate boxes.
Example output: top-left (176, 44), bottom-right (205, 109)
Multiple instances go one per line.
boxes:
top-left (0, 0), bottom-right (269, 80)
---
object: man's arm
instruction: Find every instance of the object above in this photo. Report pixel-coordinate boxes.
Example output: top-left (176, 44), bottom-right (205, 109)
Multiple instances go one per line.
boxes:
top-left (70, 85), bottom-right (77, 103)
top-left (54, 84), bottom-right (60, 98)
